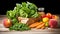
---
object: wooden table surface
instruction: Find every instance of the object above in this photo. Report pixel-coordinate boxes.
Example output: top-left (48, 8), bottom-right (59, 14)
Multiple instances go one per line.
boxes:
top-left (0, 15), bottom-right (60, 34)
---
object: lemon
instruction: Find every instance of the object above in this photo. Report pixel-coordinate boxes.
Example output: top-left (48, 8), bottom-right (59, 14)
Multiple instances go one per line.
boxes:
top-left (43, 17), bottom-right (49, 23)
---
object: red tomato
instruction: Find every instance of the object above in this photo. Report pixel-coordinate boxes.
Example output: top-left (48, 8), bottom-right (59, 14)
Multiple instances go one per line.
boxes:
top-left (46, 13), bottom-right (52, 19)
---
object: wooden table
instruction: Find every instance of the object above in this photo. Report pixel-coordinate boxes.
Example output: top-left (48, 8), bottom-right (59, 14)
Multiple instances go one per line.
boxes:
top-left (0, 15), bottom-right (60, 34)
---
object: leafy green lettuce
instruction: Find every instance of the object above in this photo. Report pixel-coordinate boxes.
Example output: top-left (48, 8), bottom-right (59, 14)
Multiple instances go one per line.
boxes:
top-left (9, 23), bottom-right (30, 31)
top-left (6, 2), bottom-right (39, 25)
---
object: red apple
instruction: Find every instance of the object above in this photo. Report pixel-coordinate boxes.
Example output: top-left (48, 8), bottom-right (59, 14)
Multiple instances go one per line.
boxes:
top-left (46, 13), bottom-right (52, 19)
top-left (49, 19), bottom-right (58, 28)
top-left (3, 18), bottom-right (12, 28)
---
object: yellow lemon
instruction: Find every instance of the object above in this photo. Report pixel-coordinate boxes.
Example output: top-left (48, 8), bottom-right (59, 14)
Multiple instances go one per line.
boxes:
top-left (43, 17), bottom-right (49, 23)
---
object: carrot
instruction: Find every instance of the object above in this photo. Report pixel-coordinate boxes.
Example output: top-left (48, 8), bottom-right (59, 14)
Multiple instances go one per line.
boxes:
top-left (36, 23), bottom-right (45, 29)
top-left (41, 26), bottom-right (45, 29)
top-left (29, 22), bottom-right (42, 28)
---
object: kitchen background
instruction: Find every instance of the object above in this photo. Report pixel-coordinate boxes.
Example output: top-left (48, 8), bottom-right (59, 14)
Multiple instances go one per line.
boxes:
top-left (0, 0), bottom-right (60, 15)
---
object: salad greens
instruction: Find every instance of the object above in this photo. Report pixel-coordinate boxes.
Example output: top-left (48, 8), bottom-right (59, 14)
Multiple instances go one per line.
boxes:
top-left (6, 2), bottom-right (39, 18)
top-left (9, 23), bottom-right (30, 31)
top-left (11, 18), bottom-right (18, 25)
top-left (6, 2), bottom-right (39, 31)
top-left (6, 10), bottom-right (16, 19)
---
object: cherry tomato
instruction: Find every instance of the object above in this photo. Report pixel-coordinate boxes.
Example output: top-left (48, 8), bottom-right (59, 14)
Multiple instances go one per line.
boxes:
top-left (46, 13), bottom-right (52, 19)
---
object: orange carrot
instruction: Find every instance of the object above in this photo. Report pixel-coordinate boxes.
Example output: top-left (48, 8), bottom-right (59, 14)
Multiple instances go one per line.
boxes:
top-left (41, 26), bottom-right (45, 29)
top-left (29, 22), bottom-right (42, 28)
top-left (36, 23), bottom-right (45, 29)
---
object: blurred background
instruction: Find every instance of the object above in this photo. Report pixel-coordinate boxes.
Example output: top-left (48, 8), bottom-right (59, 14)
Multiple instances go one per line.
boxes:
top-left (0, 0), bottom-right (60, 15)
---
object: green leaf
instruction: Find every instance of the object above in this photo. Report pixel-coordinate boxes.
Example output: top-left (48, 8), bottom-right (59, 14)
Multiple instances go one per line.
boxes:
top-left (19, 9), bottom-right (28, 18)
top-left (16, 3), bottom-right (22, 9)
top-left (21, 7), bottom-right (30, 14)
top-left (22, 2), bottom-right (27, 7)
top-left (31, 12), bottom-right (39, 18)
top-left (6, 10), bottom-right (16, 19)
top-left (9, 23), bottom-right (30, 31)
top-left (12, 18), bottom-right (18, 25)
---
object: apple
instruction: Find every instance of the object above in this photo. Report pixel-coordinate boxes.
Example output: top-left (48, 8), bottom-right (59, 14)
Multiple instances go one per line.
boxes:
top-left (46, 13), bottom-right (52, 19)
top-left (49, 19), bottom-right (58, 28)
top-left (3, 18), bottom-right (12, 28)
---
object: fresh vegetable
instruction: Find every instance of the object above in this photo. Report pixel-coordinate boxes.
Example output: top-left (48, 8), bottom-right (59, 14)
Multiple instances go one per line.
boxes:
top-left (46, 13), bottom-right (52, 19)
top-left (6, 10), bottom-right (16, 19)
top-left (6, 2), bottom-right (39, 18)
top-left (29, 22), bottom-right (42, 28)
top-left (6, 2), bottom-right (39, 27)
top-left (36, 22), bottom-right (45, 29)
top-left (41, 26), bottom-right (45, 29)
top-left (11, 18), bottom-right (18, 25)
top-left (9, 23), bottom-right (30, 31)
top-left (29, 22), bottom-right (45, 29)
top-left (4, 1), bottom-right (59, 31)
top-left (6, 2), bottom-right (39, 31)
top-left (31, 12), bottom-right (39, 18)
top-left (3, 18), bottom-right (12, 28)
